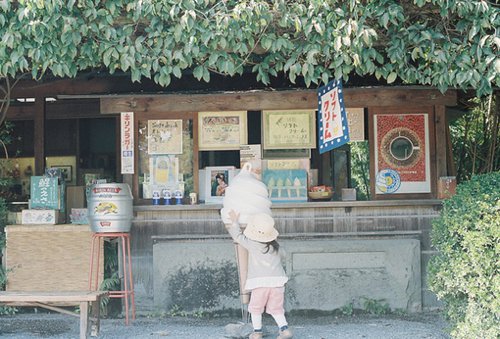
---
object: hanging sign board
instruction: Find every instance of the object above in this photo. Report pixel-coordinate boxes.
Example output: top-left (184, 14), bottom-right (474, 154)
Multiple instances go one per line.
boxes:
top-left (346, 107), bottom-right (365, 142)
top-left (121, 112), bottom-right (135, 174)
top-left (317, 79), bottom-right (350, 154)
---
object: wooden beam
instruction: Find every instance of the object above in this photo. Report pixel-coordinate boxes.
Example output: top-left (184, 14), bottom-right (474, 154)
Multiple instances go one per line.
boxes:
top-left (10, 77), bottom-right (153, 98)
top-left (434, 106), bottom-right (448, 178)
top-left (100, 88), bottom-right (457, 113)
top-left (5, 104), bottom-right (36, 120)
top-left (6, 99), bottom-right (103, 121)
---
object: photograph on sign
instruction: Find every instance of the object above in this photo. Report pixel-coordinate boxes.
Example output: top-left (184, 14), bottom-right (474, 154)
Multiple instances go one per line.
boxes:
top-left (203, 166), bottom-right (236, 203)
top-left (51, 165), bottom-right (72, 183)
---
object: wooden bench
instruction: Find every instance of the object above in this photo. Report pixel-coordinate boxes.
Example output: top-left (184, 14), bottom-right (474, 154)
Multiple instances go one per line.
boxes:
top-left (0, 291), bottom-right (108, 339)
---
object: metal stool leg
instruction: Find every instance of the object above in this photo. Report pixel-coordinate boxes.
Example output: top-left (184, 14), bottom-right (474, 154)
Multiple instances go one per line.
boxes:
top-left (89, 233), bottom-right (135, 325)
top-left (119, 235), bottom-right (130, 325)
top-left (125, 235), bottom-right (136, 320)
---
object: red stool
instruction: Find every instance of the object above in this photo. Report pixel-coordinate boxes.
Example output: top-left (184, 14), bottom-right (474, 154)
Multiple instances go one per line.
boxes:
top-left (89, 232), bottom-right (135, 325)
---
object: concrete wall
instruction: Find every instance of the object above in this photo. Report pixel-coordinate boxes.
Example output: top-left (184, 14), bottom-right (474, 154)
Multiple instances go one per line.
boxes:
top-left (153, 236), bottom-right (421, 313)
top-left (132, 200), bottom-right (442, 313)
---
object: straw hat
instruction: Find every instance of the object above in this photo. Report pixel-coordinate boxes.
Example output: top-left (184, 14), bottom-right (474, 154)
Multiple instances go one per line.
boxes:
top-left (243, 213), bottom-right (278, 243)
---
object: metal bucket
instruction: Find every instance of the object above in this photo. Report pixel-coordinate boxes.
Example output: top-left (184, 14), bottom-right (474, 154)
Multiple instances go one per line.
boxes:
top-left (87, 183), bottom-right (133, 233)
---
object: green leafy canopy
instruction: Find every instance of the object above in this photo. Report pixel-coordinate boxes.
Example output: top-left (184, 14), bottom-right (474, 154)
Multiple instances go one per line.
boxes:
top-left (0, 0), bottom-right (498, 96)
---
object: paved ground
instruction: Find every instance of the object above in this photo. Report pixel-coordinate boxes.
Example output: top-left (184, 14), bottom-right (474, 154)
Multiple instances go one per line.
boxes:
top-left (0, 311), bottom-right (451, 338)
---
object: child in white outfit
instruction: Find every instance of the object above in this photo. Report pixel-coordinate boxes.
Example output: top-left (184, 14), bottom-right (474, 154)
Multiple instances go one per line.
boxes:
top-left (226, 210), bottom-right (293, 339)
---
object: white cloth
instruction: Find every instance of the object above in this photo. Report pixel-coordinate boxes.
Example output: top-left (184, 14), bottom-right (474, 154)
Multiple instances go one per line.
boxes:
top-left (226, 221), bottom-right (288, 290)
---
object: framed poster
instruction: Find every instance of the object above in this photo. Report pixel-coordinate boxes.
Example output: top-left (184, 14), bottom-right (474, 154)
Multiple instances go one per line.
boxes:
top-left (263, 110), bottom-right (316, 150)
top-left (148, 119), bottom-right (183, 155)
top-left (198, 111), bottom-right (247, 150)
top-left (262, 169), bottom-right (308, 203)
top-left (149, 155), bottom-right (179, 186)
top-left (203, 166), bottom-right (235, 203)
top-left (51, 165), bottom-right (72, 183)
top-left (372, 112), bottom-right (432, 195)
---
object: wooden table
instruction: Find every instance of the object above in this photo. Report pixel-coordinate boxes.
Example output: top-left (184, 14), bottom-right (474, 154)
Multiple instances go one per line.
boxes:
top-left (0, 290), bottom-right (108, 339)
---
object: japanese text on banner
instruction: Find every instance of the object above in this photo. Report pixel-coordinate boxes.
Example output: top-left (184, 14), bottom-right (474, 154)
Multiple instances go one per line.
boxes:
top-left (317, 80), bottom-right (350, 154)
top-left (121, 112), bottom-right (134, 174)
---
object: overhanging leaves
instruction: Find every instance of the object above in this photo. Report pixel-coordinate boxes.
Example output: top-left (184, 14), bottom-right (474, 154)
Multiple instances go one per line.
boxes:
top-left (0, 0), bottom-right (498, 96)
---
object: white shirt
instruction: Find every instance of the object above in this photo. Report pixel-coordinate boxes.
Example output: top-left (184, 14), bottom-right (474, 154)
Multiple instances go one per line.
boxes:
top-left (226, 222), bottom-right (288, 290)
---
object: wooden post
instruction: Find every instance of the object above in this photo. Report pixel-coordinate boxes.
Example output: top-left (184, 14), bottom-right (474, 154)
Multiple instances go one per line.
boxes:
top-left (34, 96), bottom-right (45, 175)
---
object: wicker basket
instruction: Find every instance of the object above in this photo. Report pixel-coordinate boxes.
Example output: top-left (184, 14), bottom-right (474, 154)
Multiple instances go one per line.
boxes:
top-left (308, 191), bottom-right (334, 201)
top-left (5, 224), bottom-right (103, 293)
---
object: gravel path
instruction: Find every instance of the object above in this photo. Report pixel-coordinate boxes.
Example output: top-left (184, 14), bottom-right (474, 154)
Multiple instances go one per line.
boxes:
top-left (0, 311), bottom-right (451, 339)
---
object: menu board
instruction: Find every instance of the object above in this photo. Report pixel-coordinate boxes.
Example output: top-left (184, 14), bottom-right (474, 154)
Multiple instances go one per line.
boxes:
top-left (263, 110), bottom-right (316, 149)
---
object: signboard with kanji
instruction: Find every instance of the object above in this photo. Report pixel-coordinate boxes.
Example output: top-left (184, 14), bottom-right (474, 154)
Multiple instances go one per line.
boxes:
top-left (263, 110), bottom-right (316, 149)
top-left (317, 79), bottom-right (350, 154)
top-left (30, 176), bottom-right (60, 210)
top-left (121, 112), bottom-right (135, 174)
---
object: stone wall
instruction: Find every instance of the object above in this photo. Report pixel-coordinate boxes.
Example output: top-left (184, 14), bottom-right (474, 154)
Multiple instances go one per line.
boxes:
top-left (131, 200), bottom-right (442, 313)
top-left (153, 236), bottom-right (422, 313)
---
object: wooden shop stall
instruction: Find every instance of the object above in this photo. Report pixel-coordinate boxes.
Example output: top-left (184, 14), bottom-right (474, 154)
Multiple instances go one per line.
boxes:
top-left (100, 87), bottom-right (456, 313)
top-left (2, 77), bottom-right (458, 313)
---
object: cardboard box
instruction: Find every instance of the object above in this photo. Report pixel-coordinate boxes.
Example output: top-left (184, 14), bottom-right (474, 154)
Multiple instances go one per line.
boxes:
top-left (341, 188), bottom-right (357, 201)
top-left (66, 186), bottom-right (86, 220)
top-left (21, 209), bottom-right (60, 224)
top-left (7, 212), bottom-right (22, 225)
top-left (69, 208), bottom-right (88, 224)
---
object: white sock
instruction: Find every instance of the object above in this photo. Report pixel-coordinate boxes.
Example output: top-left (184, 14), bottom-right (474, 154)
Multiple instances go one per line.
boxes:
top-left (251, 313), bottom-right (263, 330)
top-left (271, 314), bottom-right (288, 328)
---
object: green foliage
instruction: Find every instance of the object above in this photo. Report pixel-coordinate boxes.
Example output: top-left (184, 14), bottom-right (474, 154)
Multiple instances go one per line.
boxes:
top-left (361, 297), bottom-right (390, 315)
top-left (0, 0), bottom-right (498, 96)
top-left (167, 260), bottom-right (239, 311)
top-left (428, 171), bottom-right (500, 339)
top-left (450, 95), bottom-right (500, 182)
top-left (98, 240), bottom-right (122, 314)
top-left (349, 141), bottom-right (370, 200)
top-left (340, 301), bottom-right (354, 316)
top-left (0, 197), bottom-right (7, 234)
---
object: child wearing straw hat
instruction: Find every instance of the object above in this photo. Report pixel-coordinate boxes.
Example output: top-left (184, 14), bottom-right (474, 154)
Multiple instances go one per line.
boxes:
top-left (227, 210), bottom-right (293, 339)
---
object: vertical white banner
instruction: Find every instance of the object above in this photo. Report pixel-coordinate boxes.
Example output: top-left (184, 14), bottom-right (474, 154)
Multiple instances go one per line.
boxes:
top-left (317, 79), bottom-right (350, 154)
top-left (120, 112), bottom-right (134, 174)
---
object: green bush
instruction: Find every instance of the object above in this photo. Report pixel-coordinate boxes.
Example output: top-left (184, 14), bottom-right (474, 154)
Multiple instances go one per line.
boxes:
top-left (428, 171), bottom-right (500, 339)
